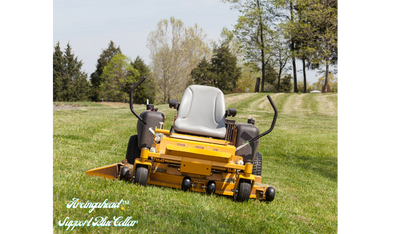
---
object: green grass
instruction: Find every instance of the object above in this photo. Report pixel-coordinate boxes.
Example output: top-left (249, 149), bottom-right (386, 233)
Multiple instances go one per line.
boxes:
top-left (53, 93), bottom-right (337, 233)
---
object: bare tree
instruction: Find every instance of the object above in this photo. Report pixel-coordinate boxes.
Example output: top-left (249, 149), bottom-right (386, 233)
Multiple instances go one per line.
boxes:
top-left (147, 17), bottom-right (211, 103)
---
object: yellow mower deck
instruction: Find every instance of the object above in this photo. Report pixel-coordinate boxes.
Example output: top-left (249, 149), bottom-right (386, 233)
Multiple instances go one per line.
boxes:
top-left (87, 130), bottom-right (273, 201)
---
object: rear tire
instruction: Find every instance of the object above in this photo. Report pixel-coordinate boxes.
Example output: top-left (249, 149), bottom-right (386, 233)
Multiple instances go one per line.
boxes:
top-left (252, 152), bottom-right (262, 176)
top-left (126, 135), bottom-right (140, 164)
top-left (133, 166), bottom-right (148, 186)
top-left (234, 179), bottom-right (252, 202)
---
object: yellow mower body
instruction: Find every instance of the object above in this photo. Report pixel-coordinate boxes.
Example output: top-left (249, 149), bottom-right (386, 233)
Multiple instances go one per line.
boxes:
top-left (87, 130), bottom-right (272, 201)
top-left (87, 77), bottom-right (277, 202)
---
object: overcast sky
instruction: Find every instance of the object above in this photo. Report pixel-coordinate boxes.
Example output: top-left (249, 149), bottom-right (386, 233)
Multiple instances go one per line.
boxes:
top-left (54, 0), bottom-right (326, 84)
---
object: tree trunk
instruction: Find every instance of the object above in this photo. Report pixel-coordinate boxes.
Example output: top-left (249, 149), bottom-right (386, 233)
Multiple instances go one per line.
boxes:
top-left (323, 59), bottom-right (329, 93)
top-left (292, 55), bottom-right (298, 93)
top-left (290, 1), bottom-right (298, 93)
top-left (255, 77), bottom-right (260, 92)
top-left (302, 57), bottom-right (307, 93)
top-left (258, 0), bottom-right (265, 92)
top-left (277, 69), bottom-right (282, 93)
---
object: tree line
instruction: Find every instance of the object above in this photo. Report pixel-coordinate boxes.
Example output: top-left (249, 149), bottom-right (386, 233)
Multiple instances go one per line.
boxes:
top-left (53, 0), bottom-right (337, 103)
top-left (53, 41), bottom-right (155, 103)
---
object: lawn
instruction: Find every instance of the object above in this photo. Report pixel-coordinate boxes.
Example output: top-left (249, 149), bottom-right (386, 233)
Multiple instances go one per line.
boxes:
top-left (53, 93), bottom-right (337, 233)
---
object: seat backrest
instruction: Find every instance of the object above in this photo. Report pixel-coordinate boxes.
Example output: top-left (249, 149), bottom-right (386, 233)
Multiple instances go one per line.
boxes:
top-left (174, 85), bottom-right (226, 138)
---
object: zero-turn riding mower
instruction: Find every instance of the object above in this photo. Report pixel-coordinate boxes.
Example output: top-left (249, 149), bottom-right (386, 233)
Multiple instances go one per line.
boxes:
top-left (87, 77), bottom-right (278, 202)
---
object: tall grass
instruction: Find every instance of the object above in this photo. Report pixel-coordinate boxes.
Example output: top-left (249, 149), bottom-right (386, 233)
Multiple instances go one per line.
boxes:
top-left (53, 93), bottom-right (337, 233)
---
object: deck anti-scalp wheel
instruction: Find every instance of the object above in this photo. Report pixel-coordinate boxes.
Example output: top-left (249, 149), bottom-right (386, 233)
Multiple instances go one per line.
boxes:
top-left (119, 166), bottom-right (130, 181)
top-left (182, 177), bottom-right (191, 191)
top-left (206, 181), bottom-right (216, 195)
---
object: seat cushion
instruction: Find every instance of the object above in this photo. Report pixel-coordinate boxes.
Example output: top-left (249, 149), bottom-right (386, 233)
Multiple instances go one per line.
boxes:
top-left (174, 85), bottom-right (226, 138)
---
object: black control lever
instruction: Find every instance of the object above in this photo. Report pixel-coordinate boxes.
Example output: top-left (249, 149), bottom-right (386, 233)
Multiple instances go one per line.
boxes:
top-left (130, 76), bottom-right (147, 126)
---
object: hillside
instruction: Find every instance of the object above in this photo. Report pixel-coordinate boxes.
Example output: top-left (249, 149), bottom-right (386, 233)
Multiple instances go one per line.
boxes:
top-left (53, 92), bottom-right (338, 233)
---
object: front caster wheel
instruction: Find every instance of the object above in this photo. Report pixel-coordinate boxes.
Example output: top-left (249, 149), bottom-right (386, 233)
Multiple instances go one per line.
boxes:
top-left (234, 179), bottom-right (252, 202)
top-left (133, 166), bottom-right (148, 186)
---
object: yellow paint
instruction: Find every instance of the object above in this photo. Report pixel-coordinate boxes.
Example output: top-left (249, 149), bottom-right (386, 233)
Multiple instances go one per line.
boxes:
top-left (180, 158), bottom-right (212, 176)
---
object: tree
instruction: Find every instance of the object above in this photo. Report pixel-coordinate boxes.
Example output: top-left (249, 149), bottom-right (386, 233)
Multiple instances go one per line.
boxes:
top-left (63, 43), bottom-right (90, 101)
top-left (235, 66), bottom-right (258, 93)
top-left (90, 41), bottom-right (122, 101)
top-left (100, 54), bottom-right (139, 102)
top-left (280, 73), bottom-right (293, 92)
top-left (224, 0), bottom-right (274, 92)
top-left (313, 73), bottom-right (337, 93)
top-left (304, 0), bottom-right (337, 93)
top-left (210, 44), bottom-right (242, 93)
top-left (268, 0), bottom-right (302, 93)
top-left (147, 17), bottom-right (211, 103)
top-left (191, 44), bottom-right (241, 94)
top-left (53, 42), bottom-right (90, 101)
top-left (191, 57), bottom-right (215, 86)
top-left (53, 42), bottom-right (66, 101)
top-left (130, 56), bottom-right (156, 104)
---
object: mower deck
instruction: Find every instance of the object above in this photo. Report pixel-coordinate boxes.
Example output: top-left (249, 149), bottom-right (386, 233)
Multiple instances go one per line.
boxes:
top-left (87, 132), bottom-right (273, 201)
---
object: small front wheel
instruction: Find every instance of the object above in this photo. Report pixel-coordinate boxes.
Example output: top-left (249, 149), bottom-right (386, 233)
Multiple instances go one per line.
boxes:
top-left (133, 166), bottom-right (148, 186)
top-left (234, 179), bottom-right (252, 202)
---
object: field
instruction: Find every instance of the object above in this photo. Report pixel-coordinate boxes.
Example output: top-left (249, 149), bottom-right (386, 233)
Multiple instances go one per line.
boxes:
top-left (53, 93), bottom-right (337, 233)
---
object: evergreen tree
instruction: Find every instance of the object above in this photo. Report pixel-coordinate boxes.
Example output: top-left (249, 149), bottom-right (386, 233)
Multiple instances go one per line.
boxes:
top-left (129, 56), bottom-right (156, 104)
top-left (53, 42), bottom-right (90, 101)
top-left (53, 42), bottom-right (66, 101)
top-left (63, 43), bottom-right (90, 101)
top-left (211, 45), bottom-right (241, 93)
top-left (191, 44), bottom-right (241, 94)
top-left (191, 57), bottom-right (215, 86)
top-left (90, 41), bottom-right (122, 101)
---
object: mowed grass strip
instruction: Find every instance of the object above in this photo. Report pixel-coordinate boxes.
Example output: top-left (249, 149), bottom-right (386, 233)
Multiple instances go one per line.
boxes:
top-left (53, 93), bottom-right (337, 233)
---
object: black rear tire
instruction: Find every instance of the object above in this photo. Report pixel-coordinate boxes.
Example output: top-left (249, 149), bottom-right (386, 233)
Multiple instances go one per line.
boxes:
top-left (234, 179), bottom-right (252, 202)
top-left (133, 166), bottom-right (148, 186)
top-left (252, 152), bottom-right (262, 176)
top-left (126, 135), bottom-right (140, 164)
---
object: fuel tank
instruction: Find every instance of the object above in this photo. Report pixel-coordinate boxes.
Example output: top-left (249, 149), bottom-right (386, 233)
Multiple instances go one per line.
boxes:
top-left (136, 110), bottom-right (165, 149)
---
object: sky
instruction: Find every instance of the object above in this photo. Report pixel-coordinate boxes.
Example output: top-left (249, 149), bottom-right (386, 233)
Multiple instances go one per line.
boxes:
top-left (53, 0), bottom-right (326, 84)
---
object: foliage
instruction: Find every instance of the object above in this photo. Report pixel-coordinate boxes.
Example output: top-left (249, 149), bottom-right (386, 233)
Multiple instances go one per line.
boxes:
top-left (280, 73), bottom-right (293, 92)
top-left (130, 56), bottom-right (157, 104)
top-left (234, 65), bottom-right (259, 93)
top-left (147, 17), bottom-right (211, 103)
top-left (223, 0), bottom-right (275, 92)
top-left (90, 41), bottom-right (122, 101)
top-left (53, 42), bottom-right (90, 101)
top-left (313, 73), bottom-right (338, 93)
top-left (99, 54), bottom-right (138, 102)
top-left (191, 44), bottom-right (241, 94)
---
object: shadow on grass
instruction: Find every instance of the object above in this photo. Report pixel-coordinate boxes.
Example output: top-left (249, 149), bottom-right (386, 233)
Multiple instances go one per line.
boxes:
top-left (283, 155), bottom-right (337, 182)
top-left (54, 134), bottom-right (92, 142)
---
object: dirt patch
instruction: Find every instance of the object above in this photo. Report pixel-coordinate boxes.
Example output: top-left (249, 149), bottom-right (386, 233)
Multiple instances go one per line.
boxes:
top-left (224, 93), bottom-right (255, 105)
top-left (53, 105), bottom-right (80, 111)
top-left (259, 93), bottom-right (283, 109)
top-left (282, 94), bottom-right (313, 115)
top-left (316, 95), bottom-right (337, 116)
top-left (100, 102), bottom-right (129, 107)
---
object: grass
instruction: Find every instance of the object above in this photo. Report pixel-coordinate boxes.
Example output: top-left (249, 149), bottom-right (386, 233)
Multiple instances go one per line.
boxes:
top-left (53, 93), bottom-right (337, 233)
